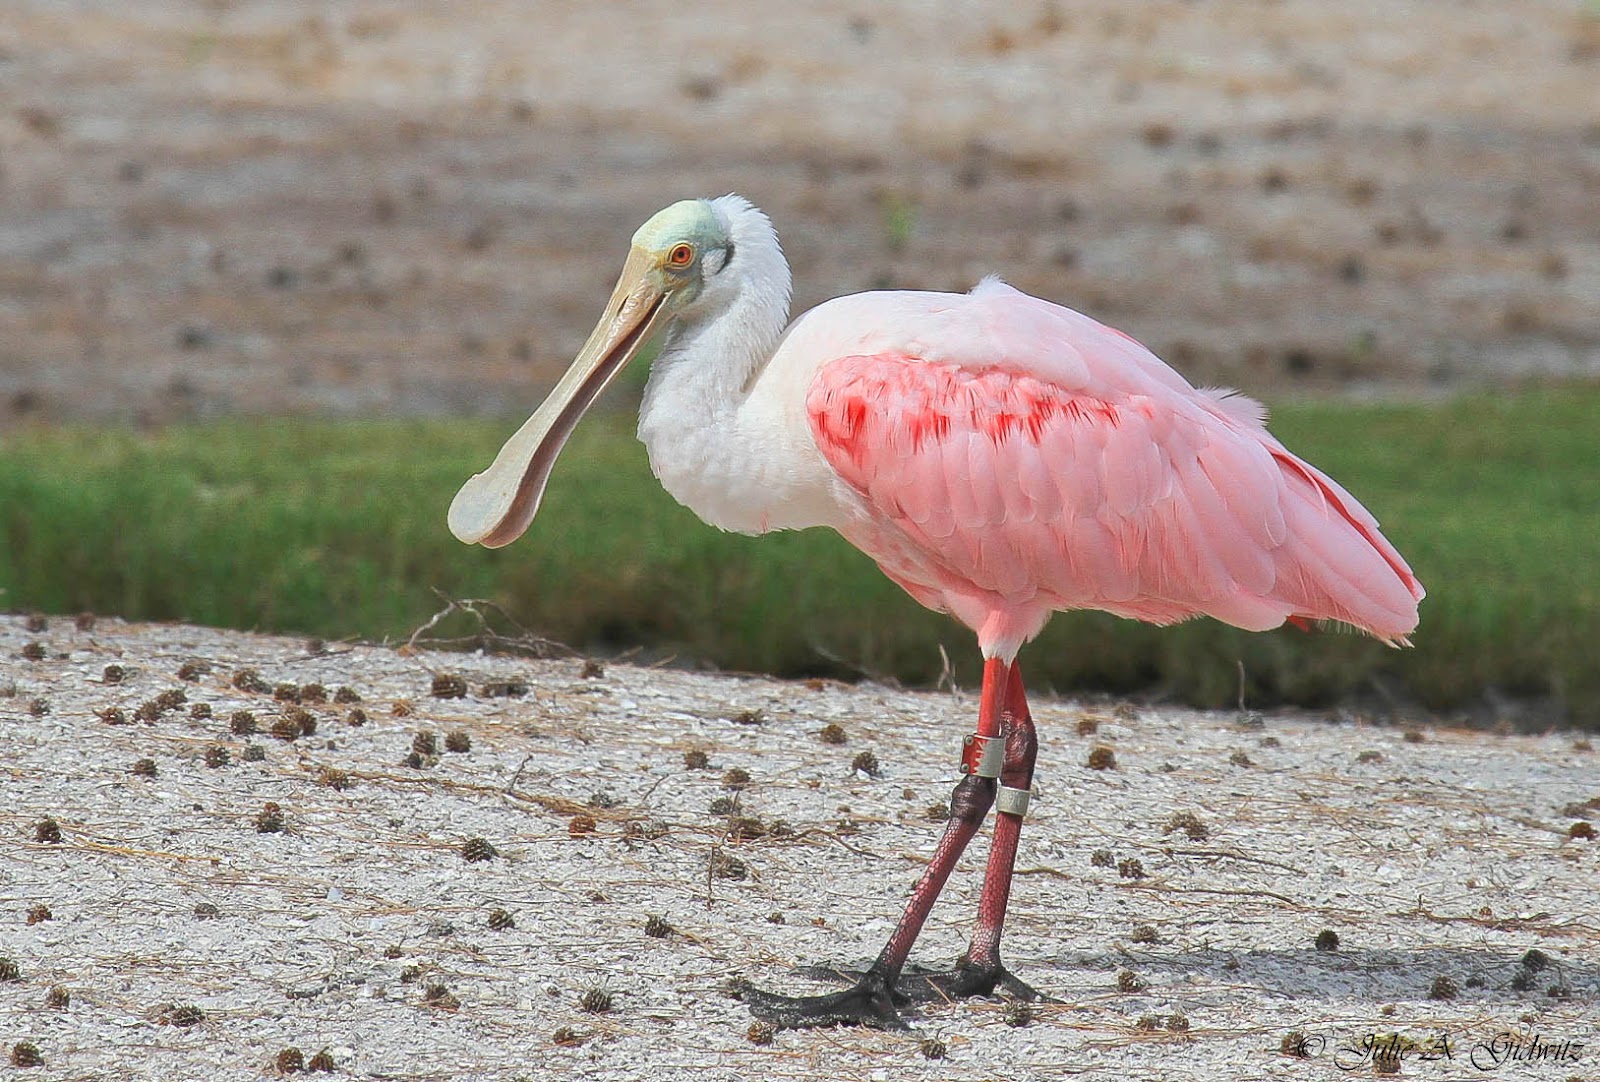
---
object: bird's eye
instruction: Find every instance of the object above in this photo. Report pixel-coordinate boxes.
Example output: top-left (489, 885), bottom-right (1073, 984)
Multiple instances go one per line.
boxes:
top-left (667, 243), bottom-right (695, 268)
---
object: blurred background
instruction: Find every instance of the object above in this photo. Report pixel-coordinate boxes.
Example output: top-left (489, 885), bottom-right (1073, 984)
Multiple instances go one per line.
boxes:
top-left (2, 1), bottom-right (1597, 724)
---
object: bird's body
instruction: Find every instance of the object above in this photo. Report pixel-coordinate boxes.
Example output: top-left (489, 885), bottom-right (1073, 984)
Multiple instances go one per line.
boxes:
top-left (634, 216), bottom-right (1420, 659)
top-left (450, 195), bottom-right (1423, 1029)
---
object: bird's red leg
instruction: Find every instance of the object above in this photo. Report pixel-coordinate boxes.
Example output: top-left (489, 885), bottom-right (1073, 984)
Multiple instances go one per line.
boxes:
top-left (896, 661), bottom-right (1050, 1002)
top-left (740, 658), bottom-right (1010, 1029)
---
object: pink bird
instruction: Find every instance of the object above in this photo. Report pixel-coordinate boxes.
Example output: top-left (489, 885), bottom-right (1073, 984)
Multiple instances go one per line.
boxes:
top-left (449, 195), bottom-right (1424, 1029)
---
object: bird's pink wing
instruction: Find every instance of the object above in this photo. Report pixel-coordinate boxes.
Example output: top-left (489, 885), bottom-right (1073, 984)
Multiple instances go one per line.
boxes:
top-left (806, 338), bottom-right (1422, 645)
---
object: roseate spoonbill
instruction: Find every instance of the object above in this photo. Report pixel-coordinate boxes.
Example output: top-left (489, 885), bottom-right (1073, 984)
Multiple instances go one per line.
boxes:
top-left (448, 195), bottom-right (1424, 1029)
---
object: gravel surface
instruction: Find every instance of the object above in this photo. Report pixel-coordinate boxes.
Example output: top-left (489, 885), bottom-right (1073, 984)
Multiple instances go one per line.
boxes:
top-left (2, 614), bottom-right (1597, 1080)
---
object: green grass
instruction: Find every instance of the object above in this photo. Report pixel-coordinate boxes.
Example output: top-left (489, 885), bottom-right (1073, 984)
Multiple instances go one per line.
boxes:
top-left (2, 386), bottom-right (1596, 726)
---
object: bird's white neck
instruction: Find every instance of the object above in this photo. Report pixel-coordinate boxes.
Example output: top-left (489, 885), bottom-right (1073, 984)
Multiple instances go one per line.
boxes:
top-left (636, 197), bottom-right (842, 535)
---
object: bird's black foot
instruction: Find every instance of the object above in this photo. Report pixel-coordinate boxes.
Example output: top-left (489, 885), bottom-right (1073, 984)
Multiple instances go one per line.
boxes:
top-left (738, 968), bottom-right (910, 1030)
top-left (795, 959), bottom-right (1057, 1005)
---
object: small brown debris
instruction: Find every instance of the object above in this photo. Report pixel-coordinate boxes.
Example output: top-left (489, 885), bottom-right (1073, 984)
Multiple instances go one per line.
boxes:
top-left (461, 837), bottom-right (497, 863)
top-left (305, 638), bottom-right (327, 656)
top-left (333, 686), bottom-right (361, 704)
top-left (1520, 949), bottom-right (1550, 971)
top-left (1076, 716), bottom-right (1101, 736)
top-left (851, 750), bottom-right (881, 777)
top-left (767, 911), bottom-right (785, 924)
top-left (103, 663), bottom-right (127, 684)
top-left (722, 767), bottom-right (751, 790)
top-left (1315, 929), bottom-right (1340, 951)
top-left (255, 803), bottom-right (285, 833)
top-left (480, 679), bottom-right (528, 697)
top-left (26, 904), bottom-right (51, 925)
top-left (1002, 1000), bottom-right (1034, 1027)
top-left (45, 985), bottom-right (69, 1009)
top-left (422, 983), bottom-right (459, 1010)
top-left (578, 987), bottom-right (612, 1013)
top-left (487, 908), bottom-right (515, 931)
top-left (233, 668), bottom-right (271, 694)
top-left (1164, 811), bottom-right (1208, 840)
top-left (708, 796), bottom-right (736, 816)
top-left (23, 614), bottom-right (47, 632)
top-left (383, 945), bottom-right (403, 959)
top-left (683, 749), bottom-right (710, 770)
top-left (1357, 749), bottom-right (1383, 763)
top-left (1429, 975), bottom-right (1459, 1000)
top-left (1281, 1030), bottom-right (1313, 1057)
top-left (21, 641), bottom-right (46, 661)
top-left (1229, 750), bottom-right (1253, 768)
top-left (242, 744), bottom-right (265, 762)
top-left (1117, 969), bottom-right (1147, 993)
top-left (1568, 821), bottom-right (1595, 840)
top-left (1166, 1012), bottom-right (1190, 1032)
top-left (568, 815), bottom-right (597, 837)
top-left (176, 661), bottom-right (208, 682)
top-left (1090, 848), bottom-right (1115, 867)
top-left (392, 700), bottom-right (413, 717)
top-left (299, 683), bottom-right (327, 703)
top-left (204, 745), bottom-right (230, 768)
top-left (746, 1021), bottom-right (776, 1045)
top-left (132, 758), bottom-right (157, 777)
top-left (644, 914), bottom-right (673, 938)
top-left (10, 1042), bottom-right (43, 1067)
top-left (288, 708), bottom-right (317, 736)
top-left (230, 711), bottom-right (258, 735)
top-left (728, 816), bottom-right (772, 841)
top-left (97, 707), bottom-right (129, 725)
top-left (581, 659), bottom-right (605, 679)
top-left (399, 966), bottom-right (421, 983)
top-left (1130, 924), bottom-right (1158, 944)
top-left (306, 1048), bottom-right (335, 1072)
top-left (731, 709), bottom-right (764, 726)
top-left (345, 708), bottom-right (367, 726)
top-left (269, 716), bottom-right (300, 742)
top-left (919, 1036), bottom-right (947, 1059)
top-left (1402, 729), bottom-right (1426, 744)
top-left (274, 683), bottom-right (302, 703)
top-left (710, 851), bottom-right (747, 880)
top-left (430, 673), bottom-right (467, 698)
top-left (275, 1047), bottom-right (305, 1073)
top-left (34, 818), bottom-right (62, 844)
top-left (189, 702), bottom-right (212, 720)
top-left (74, 612), bottom-right (97, 631)
top-left (551, 1026), bottom-right (583, 1047)
top-left (444, 730), bottom-right (471, 753)
top-left (412, 731), bottom-right (439, 756)
top-left (194, 902), bottom-right (220, 919)
top-left (924, 802), bottom-right (950, 821)
top-left (0, 958), bottom-right (20, 981)
top-left (155, 1003), bottom-right (206, 1026)
top-left (1087, 746), bottom-right (1117, 770)
top-left (1135, 1013), bottom-right (1162, 1031)
top-left (401, 751), bottom-right (424, 769)
top-left (818, 723), bottom-right (847, 744)
top-left (1117, 857), bottom-right (1145, 879)
top-left (315, 767), bottom-right (353, 791)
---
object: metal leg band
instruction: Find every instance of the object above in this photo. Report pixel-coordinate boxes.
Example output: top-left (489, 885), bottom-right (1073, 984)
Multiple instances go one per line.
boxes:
top-left (995, 785), bottom-right (1031, 818)
top-left (959, 733), bottom-right (1005, 778)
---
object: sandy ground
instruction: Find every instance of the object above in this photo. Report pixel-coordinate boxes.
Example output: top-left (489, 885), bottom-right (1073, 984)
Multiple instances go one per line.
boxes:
top-left (2, 614), bottom-right (1596, 1080)
top-left (2, 1), bottom-right (1599, 424)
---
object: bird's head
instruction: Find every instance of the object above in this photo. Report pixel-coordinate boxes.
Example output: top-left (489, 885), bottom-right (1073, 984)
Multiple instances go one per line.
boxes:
top-left (447, 198), bottom-right (742, 548)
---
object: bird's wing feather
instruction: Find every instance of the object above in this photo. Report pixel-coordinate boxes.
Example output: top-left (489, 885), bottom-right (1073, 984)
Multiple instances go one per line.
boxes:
top-left (805, 310), bottom-right (1422, 643)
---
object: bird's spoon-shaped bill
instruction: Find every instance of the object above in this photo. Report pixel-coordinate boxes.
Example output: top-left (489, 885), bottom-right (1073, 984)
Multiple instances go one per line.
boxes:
top-left (447, 248), bottom-right (670, 548)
